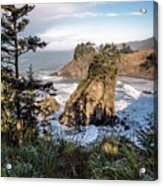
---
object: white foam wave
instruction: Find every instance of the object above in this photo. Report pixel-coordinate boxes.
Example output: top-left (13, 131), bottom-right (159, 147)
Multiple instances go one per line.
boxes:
top-left (115, 100), bottom-right (129, 111)
top-left (81, 125), bottom-right (98, 145)
top-left (123, 84), bottom-right (141, 99)
top-left (37, 76), bottom-right (154, 147)
top-left (55, 82), bottom-right (78, 95)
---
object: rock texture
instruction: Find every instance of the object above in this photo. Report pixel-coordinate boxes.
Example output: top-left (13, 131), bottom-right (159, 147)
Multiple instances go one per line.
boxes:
top-left (59, 77), bottom-right (117, 127)
top-left (36, 96), bottom-right (59, 118)
top-left (119, 49), bottom-right (156, 80)
top-left (56, 49), bottom-right (155, 80)
top-left (55, 52), bottom-right (94, 79)
top-left (59, 44), bottom-right (120, 127)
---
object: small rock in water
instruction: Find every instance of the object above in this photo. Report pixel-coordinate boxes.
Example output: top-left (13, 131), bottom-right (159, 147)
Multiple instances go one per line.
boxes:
top-left (121, 120), bottom-right (126, 126)
top-left (124, 125), bottom-right (130, 131)
top-left (142, 90), bottom-right (153, 95)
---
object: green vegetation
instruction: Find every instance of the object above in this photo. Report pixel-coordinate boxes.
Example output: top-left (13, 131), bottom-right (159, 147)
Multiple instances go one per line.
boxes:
top-left (1, 65), bottom-right (39, 145)
top-left (1, 126), bottom-right (157, 180)
top-left (1, 4), bottom-right (47, 78)
top-left (1, 35), bottom-right (157, 179)
top-left (140, 53), bottom-right (157, 70)
top-left (1, 4), bottom-right (47, 126)
top-left (1, 5), bottom-right (47, 145)
top-left (76, 43), bottom-right (120, 91)
top-left (73, 42), bottom-right (95, 60)
top-left (88, 44), bottom-right (120, 79)
top-left (120, 43), bottom-right (133, 54)
top-left (1, 6), bottom-right (157, 179)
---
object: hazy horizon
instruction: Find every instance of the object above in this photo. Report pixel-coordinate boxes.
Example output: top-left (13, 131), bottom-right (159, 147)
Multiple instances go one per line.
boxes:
top-left (23, 36), bottom-right (154, 52)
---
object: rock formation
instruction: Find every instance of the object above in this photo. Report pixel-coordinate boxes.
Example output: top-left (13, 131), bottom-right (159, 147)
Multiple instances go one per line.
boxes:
top-left (54, 39), bottom-right (156, 80)
top-left (59, 44), bottom-right (120, 127)
top-left (36, 96), bottom-right (59, 118)
top-left (53, 42), bottom-right (95, 79)
top-left (56, 49), bottom-right (155, 80)
top-left (57, 53), bottom-right (93, 79)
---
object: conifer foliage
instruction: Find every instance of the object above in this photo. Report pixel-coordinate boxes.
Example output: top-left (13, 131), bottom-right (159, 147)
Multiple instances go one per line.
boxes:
top-left (1, 5), bottom-right (47, 144)
top-left (1, 4), bottom-right (47, 78)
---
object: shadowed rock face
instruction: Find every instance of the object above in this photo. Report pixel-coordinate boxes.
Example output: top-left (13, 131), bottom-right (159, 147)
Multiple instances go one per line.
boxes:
top-left (59, 44), bottom-right (120, 127)
top-left (59, 77), bottom-right (117, 127)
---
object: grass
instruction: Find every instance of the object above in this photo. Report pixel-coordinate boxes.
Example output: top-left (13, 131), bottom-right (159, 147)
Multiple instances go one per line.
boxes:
top-left (1, 127), bottom-right (157, 180)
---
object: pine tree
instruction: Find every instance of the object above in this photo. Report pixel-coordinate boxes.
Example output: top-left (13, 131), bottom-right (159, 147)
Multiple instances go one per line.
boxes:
top-left (1, 5), bottom-right (47, 144)
top-left (20, 65), bottom-right (38, 141)
top-left (73, 42), bottom-right (95, 60)
top-left (1, 4), bottom-right (47, 78)
top-left (120, 43), bottom-right (133, 54)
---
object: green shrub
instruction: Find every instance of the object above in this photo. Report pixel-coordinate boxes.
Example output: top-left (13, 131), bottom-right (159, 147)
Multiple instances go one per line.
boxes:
top-left (1, 126), bottom-right (157, 180)
top-left (140, 53), bottom-right (157, 70)
top-left (88, 44), bottom-right (120, 80)
top-left (73, 42), bottom-right (95, 60)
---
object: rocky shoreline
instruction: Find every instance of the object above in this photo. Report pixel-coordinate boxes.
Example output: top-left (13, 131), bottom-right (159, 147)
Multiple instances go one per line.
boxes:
top-left (31, 42), bottom-right (156, 147)
top-left (52, 49), bottom-right (156, 80)
top-left (35, 71), bottom-right (155, 147)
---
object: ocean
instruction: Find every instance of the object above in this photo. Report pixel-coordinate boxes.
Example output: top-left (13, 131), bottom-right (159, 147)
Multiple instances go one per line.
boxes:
top-left (19, 50), bottom-right (73, 76)
top-left (18, 49), bottom-right (154, 146)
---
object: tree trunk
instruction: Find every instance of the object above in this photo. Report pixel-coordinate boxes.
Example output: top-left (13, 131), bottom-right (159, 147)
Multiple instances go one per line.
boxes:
top-left (16, 119), bottom-right (23, 145)
top-left (13, 18), bottom-right (21, 119)
top-left (15, 50), bottom-right (19, 79)
top-left (14, 21), bottom-right (19, 79)
top-left (13, 18), bottom-right (22, 141)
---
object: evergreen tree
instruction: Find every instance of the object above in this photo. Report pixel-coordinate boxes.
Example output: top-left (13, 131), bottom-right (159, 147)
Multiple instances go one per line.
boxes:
top-left (1, 5), bottom-right (47, 144)
top-left (73, 42), bottom-right (95, 60)
top-left (140, 53), bottom-right (157, 70)
top-left (1, 4), bottom-right (47, 78)
top-left (88, 43), bottom-right (120, 79)
top-left (21, 65), bottom-right (38, 141)
top-left (120, 43), bottom-right (133, 54)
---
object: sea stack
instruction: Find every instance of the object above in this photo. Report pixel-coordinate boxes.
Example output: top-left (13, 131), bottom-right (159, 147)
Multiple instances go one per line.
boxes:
top-left (59, 44), bottom-right (120, 127)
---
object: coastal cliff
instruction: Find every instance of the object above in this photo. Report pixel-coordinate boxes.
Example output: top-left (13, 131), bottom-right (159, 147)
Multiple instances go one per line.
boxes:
top-left (59, 44), bottom-right (120, 127)
top-left (54, 38), bottom-right (156, 80)
top-left (56, 49), bottom-right (155, 80)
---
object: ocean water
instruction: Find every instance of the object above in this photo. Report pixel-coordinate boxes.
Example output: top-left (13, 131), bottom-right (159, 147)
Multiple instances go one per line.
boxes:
top-left (19, 50), bottom-right (73, 76)
top-left (18, 50), bottom-right (154, 146)
top-left (36, 75), bottom-right (154, 147)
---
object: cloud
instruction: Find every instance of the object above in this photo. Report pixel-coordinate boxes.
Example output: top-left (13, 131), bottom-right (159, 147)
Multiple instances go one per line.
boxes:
top-left (44, 12), bottom-right (99, 20)
top-left (24, 2), bottom-right (144, 36)
top-left (105, 13), bottom-right (120, 17)
top-left (25, 3), bottom-right (86, 34)
top-left (39, 20), bottom-right (150, 51)
top-left (126, 12), bottom-right (143, 16)
top-left (22, 3), bottom-right (150, 51)
top-left (44, 12), bottom-right (144, 20)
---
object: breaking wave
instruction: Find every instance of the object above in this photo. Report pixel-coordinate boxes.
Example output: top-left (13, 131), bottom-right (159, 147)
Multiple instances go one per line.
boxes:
top-left (38, 75), bottom-right (154, 147)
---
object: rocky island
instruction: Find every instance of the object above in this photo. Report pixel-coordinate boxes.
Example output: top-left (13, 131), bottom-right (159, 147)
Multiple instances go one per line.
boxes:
top-left (59, 44), bottom-right (120, 127)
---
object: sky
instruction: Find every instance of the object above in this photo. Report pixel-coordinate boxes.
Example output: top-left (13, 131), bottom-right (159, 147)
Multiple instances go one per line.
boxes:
top-left (22, 1), bottom-right (155, 51)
